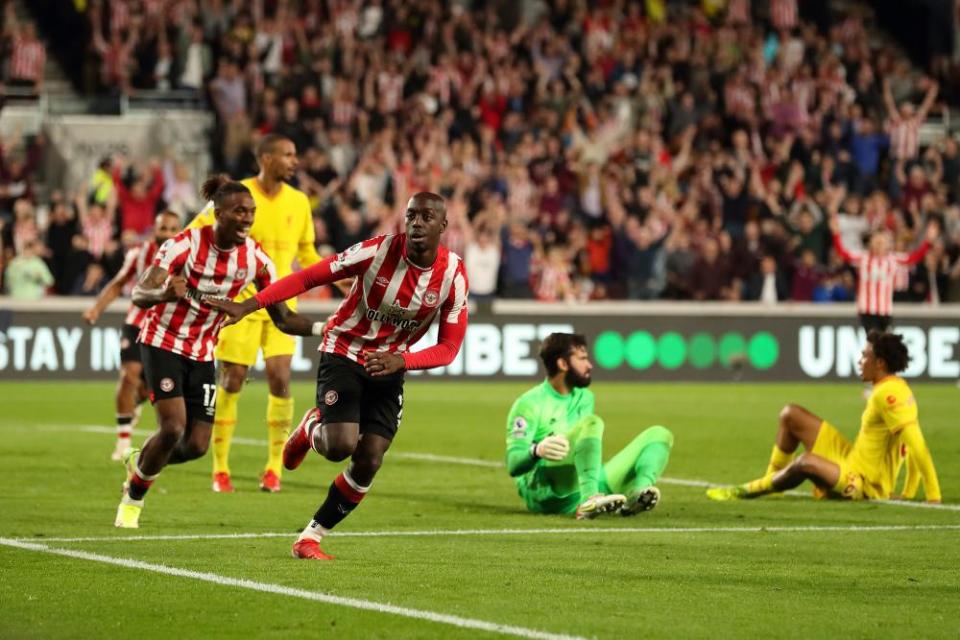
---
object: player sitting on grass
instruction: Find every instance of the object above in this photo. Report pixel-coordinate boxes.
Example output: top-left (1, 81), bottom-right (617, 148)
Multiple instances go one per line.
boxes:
top-left (707, 330), bottom-right (941, 503)
top-left (506, 333), bottom-right (674, 519)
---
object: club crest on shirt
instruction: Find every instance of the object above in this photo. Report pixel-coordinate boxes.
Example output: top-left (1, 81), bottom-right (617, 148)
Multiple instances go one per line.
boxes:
top-left (235, 268), bottom-right (247, 280)
top-left (324, 390), bottom-right (339, 405)
top-left (423, 290), bottom-right (440, 307)
top-left (160, 378), bottom-right (175, 392)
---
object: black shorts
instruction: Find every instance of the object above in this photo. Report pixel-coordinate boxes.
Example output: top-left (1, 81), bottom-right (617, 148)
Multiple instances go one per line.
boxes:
top-left (859, 314), bottom-right (892, 333)
top-left (316, 353), bottom-right (404, 441)
top-left (120, 324), bottom-right (142, 364)
top-left (140, 343), bottom-right (216, 424)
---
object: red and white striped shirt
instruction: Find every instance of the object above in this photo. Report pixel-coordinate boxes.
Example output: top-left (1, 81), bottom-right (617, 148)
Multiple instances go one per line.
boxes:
top-left (9, 36), bottom-right (46, 83)
top-left (254, 233), bottom-right (469, 370)
top-left (116, 240), bottom-right (158, 328)
top-left (770, 0), bottom-right (797, 31)
top-left (724, 82), bottom-right (755, 121)
top-left (727, 0), bottom-right (751, 25)
top-left (331, 98), bottom-right (357, 127)
top-left (377, 72), bottom-right (404, 113)
top-left (81, 215), bottom-right (114, 259)
top-left (888, 116), bottom-right (921, 160)
top-left (139, 226), bottom-right (276, 361)
top-left (833, 234), bottom-right (930, 316)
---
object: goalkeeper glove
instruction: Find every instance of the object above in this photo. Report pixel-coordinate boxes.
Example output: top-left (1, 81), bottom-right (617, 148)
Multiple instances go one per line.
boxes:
top-left (531, 434), bottom-right (570, 461)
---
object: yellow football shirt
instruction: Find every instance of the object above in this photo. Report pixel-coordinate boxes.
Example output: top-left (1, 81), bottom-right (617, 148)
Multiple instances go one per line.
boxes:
top-left (189, 177), bottom-right (319, 319)
top-left (846, 376), bottom-right (940, 500)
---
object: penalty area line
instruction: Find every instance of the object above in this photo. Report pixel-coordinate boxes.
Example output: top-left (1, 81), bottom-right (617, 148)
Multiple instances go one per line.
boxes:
top-left (0, 537), bottom-right (584, 640)
top-left (18, 523), bottom-right (960, 544)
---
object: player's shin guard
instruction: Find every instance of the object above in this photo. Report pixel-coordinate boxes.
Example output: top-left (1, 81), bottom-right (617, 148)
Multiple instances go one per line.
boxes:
top-left (211, 387), bottom-right (239, 475)
top-left (632, 442), bottom-right (671, 489)
top-left (743, 475), bottom-right (774, 496)
top-left (116, 413), bottom-right (134, 441)
top-left (126, 452), bottom-right (159, 501)
top-left (265, 394), bottom-right (293, 476)
top-left (765, 444), bottom-right (793, 478)
top-left (573, 416), bottom-right (604, 498)
top-left (310, 470), bottom-right (370, 532)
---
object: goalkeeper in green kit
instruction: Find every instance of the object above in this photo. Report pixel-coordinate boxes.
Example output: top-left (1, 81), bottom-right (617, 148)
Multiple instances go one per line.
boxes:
top-left (506, 333), bottom-right (674, 519)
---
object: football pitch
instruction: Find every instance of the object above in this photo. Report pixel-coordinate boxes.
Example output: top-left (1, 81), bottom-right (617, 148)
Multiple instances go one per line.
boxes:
top-left (2, 380), bottom-right (959, 639)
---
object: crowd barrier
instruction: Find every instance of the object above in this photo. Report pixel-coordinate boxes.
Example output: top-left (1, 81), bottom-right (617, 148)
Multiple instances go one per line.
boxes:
top-left (1, 298), bottom-right (958, 382)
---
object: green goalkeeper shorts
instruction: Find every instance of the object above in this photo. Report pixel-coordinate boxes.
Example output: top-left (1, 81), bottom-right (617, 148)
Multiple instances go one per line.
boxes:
top-left (517, 467), bottom-right (613, 515)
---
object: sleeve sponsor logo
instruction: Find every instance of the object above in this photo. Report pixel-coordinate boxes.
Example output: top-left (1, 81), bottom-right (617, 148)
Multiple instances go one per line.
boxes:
top-left (511, 416), bottom-right (527, 438)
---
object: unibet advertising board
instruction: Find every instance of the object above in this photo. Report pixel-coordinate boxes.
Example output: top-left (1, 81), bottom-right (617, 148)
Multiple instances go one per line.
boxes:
top-left (1, 305), bottom-right (957, 381)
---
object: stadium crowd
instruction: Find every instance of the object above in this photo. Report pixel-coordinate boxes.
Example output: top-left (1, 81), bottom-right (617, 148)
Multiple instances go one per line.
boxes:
top-left (3, 0), bottom-right (960, 304)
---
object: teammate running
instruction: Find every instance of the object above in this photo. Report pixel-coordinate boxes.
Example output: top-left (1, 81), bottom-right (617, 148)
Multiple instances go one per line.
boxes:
top-left (189, 134), bottom-right (319, 494)
top-left (82, 211), bottom-right (182, 460)
top-left (706, 331), bottom-right (941, 502)
top-left (207, 192), bottom-right (469, 560)
top-left (506, 333), bottom-right (673, 519)
top-left (114, 176), bottom-right (320, 528)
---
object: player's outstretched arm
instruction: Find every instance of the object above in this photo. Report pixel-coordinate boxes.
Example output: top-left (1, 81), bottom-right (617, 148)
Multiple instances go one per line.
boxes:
top-left (262, 301), bottom-right (324, 337)
top-left (253, 256), bottom-right (344, 309)
top-left (83, 262), bottom-right (134, 324)
top-left (203, 296), bottom-right (258, 326)
top-left (132, 266), bottom-right (186, 309)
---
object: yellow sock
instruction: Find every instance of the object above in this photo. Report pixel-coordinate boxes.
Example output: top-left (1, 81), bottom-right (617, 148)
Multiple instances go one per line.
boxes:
top-left (744, 475), bottom-right (774, 496)
top-left (265, 394), bottom-right (293, 476)
top-left (212, 387), bottom-right (240, 475)
top-left (764, 444), bottom-right (793, 477)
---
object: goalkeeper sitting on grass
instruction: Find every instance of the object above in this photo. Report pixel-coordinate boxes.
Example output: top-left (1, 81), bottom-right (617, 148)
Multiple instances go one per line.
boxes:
top-left (505, 333), bottom-right (674, 520)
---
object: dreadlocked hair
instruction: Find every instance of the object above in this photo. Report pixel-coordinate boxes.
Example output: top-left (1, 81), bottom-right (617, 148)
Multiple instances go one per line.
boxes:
top-left (201, 174), bottom-right (250, 207)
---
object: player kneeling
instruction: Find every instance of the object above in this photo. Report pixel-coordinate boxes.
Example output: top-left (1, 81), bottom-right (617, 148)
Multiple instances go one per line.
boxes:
top-left (506, 333), bottom-right (674, 519)
top-left (707, 331), bottom-right (941, 503)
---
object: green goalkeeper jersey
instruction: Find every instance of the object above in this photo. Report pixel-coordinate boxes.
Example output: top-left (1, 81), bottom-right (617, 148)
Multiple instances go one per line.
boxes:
top-left (505, 381), bottom-right (595, 481)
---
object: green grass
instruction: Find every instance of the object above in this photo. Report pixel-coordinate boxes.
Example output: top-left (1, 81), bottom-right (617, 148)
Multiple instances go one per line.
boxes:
top-left (2, 381), bottom-right (959, 639)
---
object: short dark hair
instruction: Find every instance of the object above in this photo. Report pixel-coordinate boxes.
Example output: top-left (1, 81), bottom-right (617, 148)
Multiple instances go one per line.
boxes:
top-left (200, 174), bottom-right (250, 207)
top-left (256, 133), bottom-right (292, 159)
top-left (410, 191), bottom-right (447, 218)
top-left (867, 330), bottom-right (910, 374)
top-left (539, 333), bottom-right (588, 376)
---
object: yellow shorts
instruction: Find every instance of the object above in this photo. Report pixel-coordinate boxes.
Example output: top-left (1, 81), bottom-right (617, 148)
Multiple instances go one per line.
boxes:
top-left (214, 316), bottom-right (295, 366)
top-left (810, 421), bottom-right (864, 500)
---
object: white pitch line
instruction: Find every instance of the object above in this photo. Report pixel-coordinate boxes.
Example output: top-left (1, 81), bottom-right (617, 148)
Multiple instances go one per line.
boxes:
top-left (49, 425), bottom-right (960, 512)
top-left (0, 537), bottom-right (584, 640)
top-left (16, 523), bottom-right (960, 544)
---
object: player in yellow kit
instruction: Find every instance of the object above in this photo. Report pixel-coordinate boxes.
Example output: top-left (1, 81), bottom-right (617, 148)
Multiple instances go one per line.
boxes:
top-left (707, 331), bottom-right (941, 503)
top-left (189, 134), bottom-right (319, 493)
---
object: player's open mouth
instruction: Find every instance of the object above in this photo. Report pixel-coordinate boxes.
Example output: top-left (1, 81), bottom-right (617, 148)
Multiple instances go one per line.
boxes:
top-left (237, 226), bottom-right (251, 239)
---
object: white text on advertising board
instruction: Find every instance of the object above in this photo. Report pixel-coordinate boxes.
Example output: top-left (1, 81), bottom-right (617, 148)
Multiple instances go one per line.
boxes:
top-left (798, 326), bottom-right (959, 378)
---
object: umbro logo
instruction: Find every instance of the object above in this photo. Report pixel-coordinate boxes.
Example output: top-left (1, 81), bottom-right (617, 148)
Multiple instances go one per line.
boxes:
top-left (375, 276), bottom-right (390, 287)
